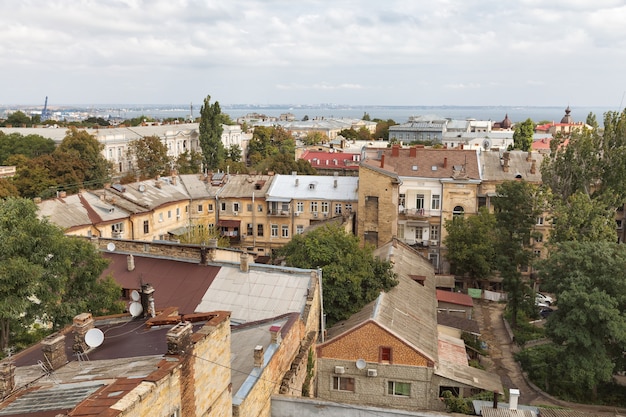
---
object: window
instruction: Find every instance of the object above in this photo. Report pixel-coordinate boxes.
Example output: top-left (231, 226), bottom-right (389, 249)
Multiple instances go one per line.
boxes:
top-left (233, 202), bottom-right (240, 212)
top-left (398, 224), bottom-right (405, 239)
top-left (431, 194), bottom-right (440, 210)
top-left (247, 203), bottom-right (253, 212)
top-left (158, 213), bottom-right (164, 222)
top-left (534, 249), bottom-right (542, 258)
top-left (399, 193), bottom-right (406, 208)
top-left (310, 202), bottom-right (318, 213)
top-left (247, 223), bottom-right (253, 236)
top-left (257, 224), bottom-right (264, 237)
top-left (617, 219), bottom-right (623, 229)
top-left (271, 224), bottom-right (279, 237)
top-left (197, 204), bottom-right (203, 212)
top-left (296, 201), bottom-right (303, 212)
top-left (168, 210), bottom-right (172, 219)
top-left (321, 202), bottom-right (329, 213)
top-left (296, 225), bottom-right (304, 235)
top-left (257, 204), bottom-right (263, 212)
top-left (176, 207), bottom-right (180, 217)
top-left (430, 225), bottom-right (439, 241)
top-left (415, 228), bottom-right (423, 240)
top-left (429, 253), bottom-right (439, 270)
top-left (345, 203), bottom-right (352, 212)
top-left (335, 203), bottom-right (342, 214)
top-left (112, 222), bottom-right (124, 233)
top-left (416, 194), bottom-right (425, 210)
top-left (535, 233), bottom-right (543, 243)
top-left (452, 206), bottom-right (464, 217)
top-left (332, 376), bottom-right (355, 392)
top-left (143, 220), bottom-right (149, 234)
top-left (208, 203), bottom-right (213, 212)
top-left (221, 202), bottom-right (226, 211)
top-left (388, 381), bottom-right (410, 397)
top-left (281, 225), bottom-right (289, 238)
top-left (380, 347), bottom-right (392, 363)
top-left (536, 216), bottom-right (544, 225)
top-left (478, 196), bottom-right (487, 208)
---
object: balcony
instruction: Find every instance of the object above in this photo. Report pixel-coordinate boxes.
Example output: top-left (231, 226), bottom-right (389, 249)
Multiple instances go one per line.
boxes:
top-left (402, 208), bottom-right (430, 219)
top-left (268, 210), bottom-right (290, 217)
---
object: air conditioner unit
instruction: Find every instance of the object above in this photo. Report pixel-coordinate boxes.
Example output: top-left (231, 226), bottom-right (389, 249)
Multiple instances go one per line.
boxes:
top-left (176, 215), bottom-right (181, 220)
top-left (367, 369), bottom-right (378, 377)
top-left (334, 366), bottom-right (345, 374)
top-left (295, 212), bottom-right (300, 216)
top-left (430, 240), bottom-right (438, 246)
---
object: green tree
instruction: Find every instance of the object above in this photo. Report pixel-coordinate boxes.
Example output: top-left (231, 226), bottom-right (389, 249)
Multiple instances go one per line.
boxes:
top-left (276, 224), bottom-right (397, 325)
top-left (443, 208), bottom-right (496, 282)
top-left (55, 127), bottom-right (111, 190)
top-left (122, 115), bottom-right (156, 126)
top-left (175, 150), bottom-right (203, 174)
top-left (0, 132), bottom-right (56, 165)
top-left (492, 180), bottom-right (543, 328)
top-left (198, 95), bottom-right (225, 171)
top-left (548, 191), bottom-right (616, 244)
top-left (357, 126), bottom-right (372, 141)
top-left (128, 135), bottom-right (172, 179)
top-left (512, 118), bottom-right (534, 151)
top-left (362, 112), bottom-right (371, 121)
top-left (538, 241), bottom-right (626, 398)
top-left (338, 128), bottom-right (359, 141)
top-left (227, 144), bottom-right (242, 163)
top-left (8, 154), bottom-right (57, 198)
top-left (301, 131), bottom-right (329, 146)
top-left (372, 119), bottom-right (397, 140)
top-left (586, 112), bottom-right (598, 130)
top-left (3, 111), bottom-right (32, 127)
top-left (0, 198), bottom-right (123, 349)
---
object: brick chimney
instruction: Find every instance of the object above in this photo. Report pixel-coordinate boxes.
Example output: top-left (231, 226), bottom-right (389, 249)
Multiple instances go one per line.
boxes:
top-left (240, 252), bottom-right (250, 272)
top-left (502, 152), bottom-right (510, 173)
top-left (391, 144), bottom-right (400, 157)
top-left (409, 146), bottom-right (417, 157)
top-left (380, 154), bottom-right (385, 168)
top-left (127, 254), bottom-right (135, 271)
top-left (166, 321), bottom-right (193, 355)
top-left (530, 159), bottom-right (537, 174)
top-left (270, 325), bottom-right (282, 345)
top-left (0, 362), bottom-right (15, 398)
top-left (41, 334), bottom-right (68, 370)
top-left (140, 284), bottom-right (156, 318)
top-left (443, 157), bottom-right (448, 168)
top-left (254, 345), bottom-right (264, 367)
top-left (526, 150), bottom-right (533, 162)
top-left (72, 313), bottom-right (94, 354)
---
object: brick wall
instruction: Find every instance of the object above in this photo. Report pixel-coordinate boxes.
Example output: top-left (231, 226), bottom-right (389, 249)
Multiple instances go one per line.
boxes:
top-left (357, 166), bottom-right (398, 248)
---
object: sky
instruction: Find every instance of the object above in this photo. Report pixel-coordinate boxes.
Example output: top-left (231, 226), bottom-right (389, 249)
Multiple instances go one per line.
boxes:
top-left (2, 0), bottom-right (626, 107)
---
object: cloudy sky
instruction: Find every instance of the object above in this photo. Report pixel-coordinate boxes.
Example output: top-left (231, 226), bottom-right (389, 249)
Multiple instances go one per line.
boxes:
top-left (2, 0), bottom-right (626, 107)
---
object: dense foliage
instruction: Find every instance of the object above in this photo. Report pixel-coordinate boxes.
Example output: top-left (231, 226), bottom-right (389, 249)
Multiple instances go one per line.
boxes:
top-left (128, 135), bottom-right (172, 179)
top-left (276, 225), bottom-right (398, 325)
top-left (198, 95), bottom-right (225, 171)
top-left (0, 198), bottom-right (124, 351)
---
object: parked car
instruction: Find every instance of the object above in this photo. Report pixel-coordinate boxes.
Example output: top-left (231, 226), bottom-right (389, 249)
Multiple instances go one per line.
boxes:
top-left (535, 292), bottom-right (553, 306)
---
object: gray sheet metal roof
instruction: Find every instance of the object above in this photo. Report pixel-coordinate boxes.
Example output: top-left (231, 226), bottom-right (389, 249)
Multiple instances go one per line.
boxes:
top-left (37, 191), bottom-right (130, 229)
top-left (217, 174), bottom-right (274, 198)
top-left (178, 174), bottom-right (221, 199)
top-left (437, 358), bottom-right (504, 394)
top-left (196, 265), bottom-right (314, 325)
top-left (480, 150), bottom-right (544, 182)
top-left (326, 240), bottom-right (438, 362)
top-left (107, 177), bottom-right (191, 210)
top-left (266, 174), bottom-right (358, 202)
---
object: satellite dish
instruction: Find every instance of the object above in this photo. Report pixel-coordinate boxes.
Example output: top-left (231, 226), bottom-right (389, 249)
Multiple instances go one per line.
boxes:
top-left (356, 358), bottom-right (366, 370)
top-left (482, 139), bottom-right (491, 151)
top-left (85, 328), bottom-right (104, 348)
top-left (107, 242), bottom-right (116, 252)
top-left (129, 301), bottom-right (143, 317)
top-left (138, 184), bottom-right (146, 192)
top-left (130, 290), bottom-right (140, 301)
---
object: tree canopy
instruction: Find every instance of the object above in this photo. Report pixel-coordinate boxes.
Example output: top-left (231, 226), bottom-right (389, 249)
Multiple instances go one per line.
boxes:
top-left (0, 132), bottom-right (56, 164)
top-left (128, 135), bottom-right (172, 180)
top-left (538, 241), bottom-right (626, 397)
top-left (512, 118), bottom-right (534, 151)
top-left (0, 198), bottom-right (123, 351)
top-left (198, 95), bottom-right (225, 171)
top-left (276, 224), bottom-right (397, 326)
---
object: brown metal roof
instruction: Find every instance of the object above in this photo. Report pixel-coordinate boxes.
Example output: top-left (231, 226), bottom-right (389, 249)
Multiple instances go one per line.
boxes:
top-left (101, 253), bottom-right (220, 315)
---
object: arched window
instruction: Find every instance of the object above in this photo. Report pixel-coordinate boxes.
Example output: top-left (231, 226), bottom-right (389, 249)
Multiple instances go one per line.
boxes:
top-left (452, 206), bottom-right (464, 217)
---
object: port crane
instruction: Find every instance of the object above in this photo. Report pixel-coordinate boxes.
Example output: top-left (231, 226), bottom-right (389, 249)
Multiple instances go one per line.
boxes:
top-left (41, 96), bottom-right (51, 121)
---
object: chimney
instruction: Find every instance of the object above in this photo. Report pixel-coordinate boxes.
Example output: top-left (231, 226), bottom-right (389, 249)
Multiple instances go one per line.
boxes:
top-left (155, 180), bottom-right (162, 189)
top-left (443, 157), bottom-right (448, 168)
top-left (41, 334), bottom-right (68, 370)
top-left (295, 178), bottom-right (299, 186)
top-left (72, 313), bottom-right (94, 354)
top-left (391, 144), bottom-right (400, 157)
top-left (492, 391), bottom-right (499, 409)
top-left (509, 388), bottom-right (520, 410)
top-left (333, 179), bottom-right (338, 188)
top-left (166, 321), bottom-right (193, 355)
top-left (254, 345), bottom-right (264, 367)
top-left (59, 191), bottom-right (67, 198)
top-left (127, 254), bottom-right (135, 271)
top-left (0, 362), bottom-right (15, 398)
top-left (409, 146), bottom-right (417, 157)
top-left (380, 154), bottom-right (385, 168)
top-left (140, 284), bottom-right (156, 318)
top-left (171, 175), bottom-right (177, 185)
top-left (270, 325), bottom-right (282, 345)
top-left (240, 252), bottom-right (250, 272)
top-left (526, 150), bottom-right (533, 162)
top-left (530, 159), bottom-right (537, 174)
top-left (503, 152), bottom-right (510, 173)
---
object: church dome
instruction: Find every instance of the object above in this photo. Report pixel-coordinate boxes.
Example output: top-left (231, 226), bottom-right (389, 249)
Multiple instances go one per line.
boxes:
top-left (501, 113), bottom-right (512, 129)
top-left (560, 106), bottom-right (573, 124)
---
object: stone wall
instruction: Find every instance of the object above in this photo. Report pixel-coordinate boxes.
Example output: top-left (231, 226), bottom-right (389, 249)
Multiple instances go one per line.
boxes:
top-left (357, 166), bottom-right (398, 248)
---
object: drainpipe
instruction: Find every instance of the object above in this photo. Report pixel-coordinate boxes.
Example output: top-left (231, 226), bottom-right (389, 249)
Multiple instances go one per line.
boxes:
top-left (318, 267), bottom-right (325, 343)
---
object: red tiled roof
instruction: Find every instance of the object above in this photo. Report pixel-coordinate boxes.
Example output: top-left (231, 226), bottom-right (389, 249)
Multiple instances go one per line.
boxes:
top-left (300, 150), bottom-right (359, 170)
top-left (101, 253), bottom-right (220, 315)
top-left (436, 289), bottom-right (473, 307)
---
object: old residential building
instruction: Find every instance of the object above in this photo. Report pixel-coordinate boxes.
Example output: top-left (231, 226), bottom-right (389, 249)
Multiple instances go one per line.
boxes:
top-left (316, 239), bottom-right (502, 412)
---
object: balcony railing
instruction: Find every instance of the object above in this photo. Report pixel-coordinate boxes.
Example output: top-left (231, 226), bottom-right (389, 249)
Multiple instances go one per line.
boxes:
top-left (268, 210), bottom-right (290, 216)
top-left (402, 208), bottom-right (431, 218)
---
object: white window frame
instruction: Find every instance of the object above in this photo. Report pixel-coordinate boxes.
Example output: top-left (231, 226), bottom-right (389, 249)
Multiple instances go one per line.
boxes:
top-left (271, 224), bottom-right (279, 237)
top-left (431, 194), bottom-right (440, 210)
